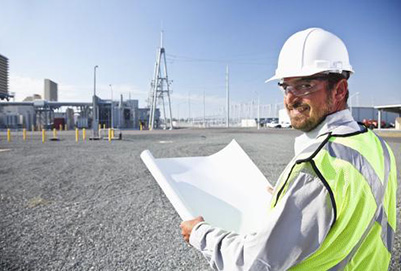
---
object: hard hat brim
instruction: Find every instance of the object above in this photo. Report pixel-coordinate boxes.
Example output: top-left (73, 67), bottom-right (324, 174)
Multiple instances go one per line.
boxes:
top-left (265, 68), bottom-right (354, 83)
top-left (265, 75), bottom-right (279, 83)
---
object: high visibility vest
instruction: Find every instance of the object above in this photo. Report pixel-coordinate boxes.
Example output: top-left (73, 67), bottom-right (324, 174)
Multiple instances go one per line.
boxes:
top-left (270, 127), bottom-right (397, 270)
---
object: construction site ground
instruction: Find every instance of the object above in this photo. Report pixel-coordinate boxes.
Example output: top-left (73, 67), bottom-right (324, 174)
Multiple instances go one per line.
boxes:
top-left (1, 128), bottom-right (400, 270)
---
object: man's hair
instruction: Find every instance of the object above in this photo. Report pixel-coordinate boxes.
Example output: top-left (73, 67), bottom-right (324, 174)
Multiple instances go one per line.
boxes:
top-left (326, 71), bottom-right (350, 104)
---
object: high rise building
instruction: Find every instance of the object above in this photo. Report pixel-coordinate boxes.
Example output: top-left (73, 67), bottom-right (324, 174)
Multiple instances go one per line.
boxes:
top-left (0, 54), bottom-right (9, 100)
top-left (44, 79), bottom-right (58, 101)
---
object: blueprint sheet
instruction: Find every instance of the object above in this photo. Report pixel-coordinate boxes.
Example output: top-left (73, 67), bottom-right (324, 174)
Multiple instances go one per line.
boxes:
top-left (140, 140), bottom-right (273, 234)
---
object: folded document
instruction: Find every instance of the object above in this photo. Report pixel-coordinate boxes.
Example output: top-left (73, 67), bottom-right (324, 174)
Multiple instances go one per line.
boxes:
top-left (140, 139), bottom-right (273, 234)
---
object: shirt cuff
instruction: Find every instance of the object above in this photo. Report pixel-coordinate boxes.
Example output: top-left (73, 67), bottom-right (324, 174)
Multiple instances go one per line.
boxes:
top-left (189, 221), bottom-right (210, 250)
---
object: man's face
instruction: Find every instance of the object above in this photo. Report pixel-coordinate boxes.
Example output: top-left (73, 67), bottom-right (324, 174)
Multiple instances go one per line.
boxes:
top-left (282, 76), bottom-right (334, 132)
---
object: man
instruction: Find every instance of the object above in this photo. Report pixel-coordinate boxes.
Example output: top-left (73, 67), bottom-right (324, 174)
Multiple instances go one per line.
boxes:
top-left (180, 28), bottom-right (397, 270)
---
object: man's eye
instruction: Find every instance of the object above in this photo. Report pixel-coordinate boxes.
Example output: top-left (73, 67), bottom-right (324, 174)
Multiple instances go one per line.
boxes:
top-left (299, 84), bottom-right (312, 90)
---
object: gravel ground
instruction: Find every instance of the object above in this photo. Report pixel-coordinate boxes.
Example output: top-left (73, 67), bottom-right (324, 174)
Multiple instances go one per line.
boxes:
top-left (0, 128), bottom-right (400, 270)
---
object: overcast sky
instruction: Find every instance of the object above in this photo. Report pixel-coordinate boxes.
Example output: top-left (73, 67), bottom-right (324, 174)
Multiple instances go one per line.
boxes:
top-left (1, 0), bottom-right (400, 117)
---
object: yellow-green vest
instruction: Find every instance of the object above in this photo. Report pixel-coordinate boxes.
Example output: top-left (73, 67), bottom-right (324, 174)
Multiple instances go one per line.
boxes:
top-left (271, 128), bottom-right (397, 270)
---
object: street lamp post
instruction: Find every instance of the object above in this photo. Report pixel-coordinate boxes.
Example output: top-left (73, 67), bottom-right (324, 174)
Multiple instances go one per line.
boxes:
top-left (349, 92), bottom-right (360, 115)
top-left (92, 65), bottom-right (99, 138)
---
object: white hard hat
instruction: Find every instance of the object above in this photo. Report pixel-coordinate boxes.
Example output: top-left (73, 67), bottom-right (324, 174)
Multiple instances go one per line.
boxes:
top-left (266, 28), bottom-right (354, 82)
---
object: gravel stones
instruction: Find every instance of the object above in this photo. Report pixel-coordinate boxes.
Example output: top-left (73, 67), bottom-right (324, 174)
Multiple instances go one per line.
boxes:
top-left (1, 128), bottom-right (400, 270)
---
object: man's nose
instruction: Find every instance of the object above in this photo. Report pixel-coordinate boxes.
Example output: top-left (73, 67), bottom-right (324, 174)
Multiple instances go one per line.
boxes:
top-left (285, 91), bottom-right (301, 105)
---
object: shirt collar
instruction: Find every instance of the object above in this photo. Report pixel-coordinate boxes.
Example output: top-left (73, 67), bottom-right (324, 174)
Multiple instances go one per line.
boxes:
top-left (294, 109), bottom-right (360, 156)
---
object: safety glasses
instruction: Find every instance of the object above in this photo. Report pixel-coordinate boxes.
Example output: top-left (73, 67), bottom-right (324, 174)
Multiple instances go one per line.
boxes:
top-left (278, 75), bottom-right (328, 97)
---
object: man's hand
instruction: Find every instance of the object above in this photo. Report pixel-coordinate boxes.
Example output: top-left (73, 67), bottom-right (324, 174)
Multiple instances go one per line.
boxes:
top-left (180, 216), bottom-right (204, 243)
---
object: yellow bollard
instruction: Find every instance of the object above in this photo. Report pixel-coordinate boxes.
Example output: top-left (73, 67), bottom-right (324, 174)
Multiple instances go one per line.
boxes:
top-left (83, 128), bottom-right (86, 141)
top-left (75, 128), bottom-right (79, 142)
top-left (23, 128), bottom-right (26, 141)
top-left (7, 129), bottom-right (11, 142)
top-left (139, 122), bottom-right (143, 131)
top-left (53, 128), bottom-right (57, 139)
top-left (108, 128), bottom-right (111, 142)
top-left (98, 124), bottom-right (101, 132)
top-left (59, 124), bottom-right (63, 131)
top-left (42, 129), bottom-right (46, 143)
top-left (103, 124), bottom-right (106, 130)
top-left (111, 128), bottom-right (115, 139)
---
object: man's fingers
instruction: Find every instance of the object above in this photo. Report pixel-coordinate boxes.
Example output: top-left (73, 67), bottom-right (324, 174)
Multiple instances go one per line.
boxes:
top-left (180, 216), bottom-right (205, 243)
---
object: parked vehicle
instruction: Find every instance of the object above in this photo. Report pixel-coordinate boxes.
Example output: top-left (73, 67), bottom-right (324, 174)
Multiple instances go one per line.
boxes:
top-left (280, 122), bottom-right (292, 128)
top-left (362, 119), bottom-right (390, 129)
top-left (266, 121), bottom-right (281, 128)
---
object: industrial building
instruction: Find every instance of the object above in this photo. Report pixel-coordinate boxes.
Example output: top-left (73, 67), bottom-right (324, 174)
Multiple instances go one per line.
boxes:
top-left (44, 79), bottom-right (58, 101)
top-left (0, 59), bottom-right (161, 130)
top-left (0, 95), bottom-right (158, 130)
top-left (0, 54), bottom-right (11, 101)
top-left (350, 106), bottom-right (398, 126)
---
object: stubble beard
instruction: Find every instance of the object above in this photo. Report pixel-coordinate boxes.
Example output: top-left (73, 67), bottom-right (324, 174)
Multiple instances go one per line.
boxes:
top-left (287, 96), bottom-right (333, 133)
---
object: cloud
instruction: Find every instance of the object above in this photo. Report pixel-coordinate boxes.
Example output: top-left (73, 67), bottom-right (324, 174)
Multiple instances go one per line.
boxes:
top-left (9, 74), bottom-right (43, 101)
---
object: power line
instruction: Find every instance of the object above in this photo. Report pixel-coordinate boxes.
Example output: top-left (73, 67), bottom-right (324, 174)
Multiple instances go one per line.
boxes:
top-left (166, 53), bottom-right (274, 66)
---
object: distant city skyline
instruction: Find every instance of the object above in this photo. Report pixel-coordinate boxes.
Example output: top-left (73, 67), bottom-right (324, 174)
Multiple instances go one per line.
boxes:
top-left (1, 0), bottom-right (400, 118)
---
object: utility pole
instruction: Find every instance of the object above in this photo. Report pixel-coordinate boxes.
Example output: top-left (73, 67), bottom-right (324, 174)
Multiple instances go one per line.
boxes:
top-left (226, 65), bottom-right (230, 128)
top-left (257, 93), bottom-right (260, 130)
top-left (188, 92), bottom-right (191, 125)
top-left (203, 90), bottom-right (206, 128)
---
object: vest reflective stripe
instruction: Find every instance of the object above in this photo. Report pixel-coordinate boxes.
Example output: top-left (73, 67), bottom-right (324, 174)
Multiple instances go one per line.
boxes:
top-left (326, 136), bottom-right (393, 270)
top-left (376, 205), bottom-right (394, 252)
top-left (378, 136), bottom-right (390, 191)
top-left (325, 141), bottom-right (384, 207)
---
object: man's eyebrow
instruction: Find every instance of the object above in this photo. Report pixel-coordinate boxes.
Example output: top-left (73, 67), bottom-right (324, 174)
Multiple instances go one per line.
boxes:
top-left (294, 78), bottom-right (314, 83)
top-left (282, 78), bottom-right (313, 85)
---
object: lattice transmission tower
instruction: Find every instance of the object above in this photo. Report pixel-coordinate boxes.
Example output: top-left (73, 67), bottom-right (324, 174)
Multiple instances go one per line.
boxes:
top-left (148, 31), bottom-right (173, 130)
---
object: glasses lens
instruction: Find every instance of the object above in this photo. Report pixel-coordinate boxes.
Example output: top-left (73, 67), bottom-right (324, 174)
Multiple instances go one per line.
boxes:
top-left (279, 78), bottom-right (325, 97)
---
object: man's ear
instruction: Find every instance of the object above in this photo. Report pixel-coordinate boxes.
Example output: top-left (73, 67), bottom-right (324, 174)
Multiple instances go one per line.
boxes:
top-left (333, 79), bottom-right (348, 103)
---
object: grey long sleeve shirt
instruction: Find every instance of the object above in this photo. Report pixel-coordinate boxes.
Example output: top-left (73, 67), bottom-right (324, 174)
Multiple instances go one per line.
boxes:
top-left (189, 110), bottom-right (360, 271)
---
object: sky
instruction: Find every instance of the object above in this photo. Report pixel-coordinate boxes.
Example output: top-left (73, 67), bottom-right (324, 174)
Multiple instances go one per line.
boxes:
top-left (1, 0), bottom-right (401, 118)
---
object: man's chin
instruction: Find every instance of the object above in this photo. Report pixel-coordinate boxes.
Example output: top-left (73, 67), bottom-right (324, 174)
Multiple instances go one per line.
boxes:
top-left (290, 118), bottom-right (314, 132)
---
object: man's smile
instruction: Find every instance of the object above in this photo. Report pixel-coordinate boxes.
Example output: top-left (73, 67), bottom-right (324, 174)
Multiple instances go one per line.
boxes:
top-left (287, 103), bottom-right (310, 117)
